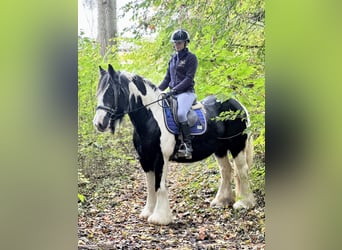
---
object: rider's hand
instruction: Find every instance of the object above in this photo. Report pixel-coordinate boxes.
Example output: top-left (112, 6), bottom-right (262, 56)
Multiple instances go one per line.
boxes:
top-left (165, 89), bottom-right (177, 97)
top-left (164, 92), bottom-right (172, 98)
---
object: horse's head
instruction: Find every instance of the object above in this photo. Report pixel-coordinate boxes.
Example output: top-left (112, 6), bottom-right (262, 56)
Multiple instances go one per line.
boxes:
top-left (93, 64), bottom-right (129, 133)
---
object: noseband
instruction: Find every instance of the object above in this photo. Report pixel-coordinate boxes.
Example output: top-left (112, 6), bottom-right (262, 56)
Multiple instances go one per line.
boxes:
top-left (96, 78), bottom-right (122, 120)
top-left (96, 105), bottom-right (118, 119)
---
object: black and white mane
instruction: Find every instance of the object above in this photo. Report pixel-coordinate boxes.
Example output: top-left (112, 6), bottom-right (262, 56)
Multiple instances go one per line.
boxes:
top-left (93, 64), bottom-right (255, 225)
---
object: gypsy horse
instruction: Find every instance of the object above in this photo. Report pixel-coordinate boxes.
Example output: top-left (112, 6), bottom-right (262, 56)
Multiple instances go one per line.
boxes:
top-left (93, 64), bottom-right (255, 225)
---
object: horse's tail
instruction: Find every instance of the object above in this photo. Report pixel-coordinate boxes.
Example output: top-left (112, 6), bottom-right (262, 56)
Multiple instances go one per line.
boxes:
top-left (220, 98), bottom-right (253, 166)
top-left (224, 98), bottom-right (253, 167)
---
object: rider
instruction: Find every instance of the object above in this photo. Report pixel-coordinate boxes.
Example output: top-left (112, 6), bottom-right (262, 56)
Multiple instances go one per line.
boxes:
top-left (158, 29), bottom-right (198, 159)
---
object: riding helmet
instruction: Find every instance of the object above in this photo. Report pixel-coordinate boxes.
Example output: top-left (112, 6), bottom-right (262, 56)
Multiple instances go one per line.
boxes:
top-left (170, 29), bottom-right (190, 43)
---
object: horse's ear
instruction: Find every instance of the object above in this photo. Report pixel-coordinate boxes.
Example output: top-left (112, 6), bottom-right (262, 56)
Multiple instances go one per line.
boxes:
top-left (108, 64), bottom-right (116, 78)
top-left (99, 66), bottom-right (106, 76)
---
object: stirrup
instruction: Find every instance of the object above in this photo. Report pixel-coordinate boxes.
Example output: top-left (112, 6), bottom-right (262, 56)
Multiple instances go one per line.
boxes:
top-left (176, 143), bottom-right (192, 159)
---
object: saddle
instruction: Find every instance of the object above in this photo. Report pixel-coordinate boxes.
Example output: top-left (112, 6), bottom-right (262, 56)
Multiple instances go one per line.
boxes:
top-left (162, 96), bottom-right (211, 135)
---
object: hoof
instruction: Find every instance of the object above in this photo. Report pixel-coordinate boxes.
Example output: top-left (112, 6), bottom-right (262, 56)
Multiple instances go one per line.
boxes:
top-left (139, 209), bottom-right (153, 219)
top-left (233, 197), bottom-right (256, 210)
top-left (147, 213), bottom-right (173, 225)
top-left (210, 197), bottom-right (235, 207)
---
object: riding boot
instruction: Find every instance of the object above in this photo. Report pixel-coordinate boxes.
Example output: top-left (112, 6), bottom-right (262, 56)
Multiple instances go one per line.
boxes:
top-left (178, 122), bottom-right (193, 159)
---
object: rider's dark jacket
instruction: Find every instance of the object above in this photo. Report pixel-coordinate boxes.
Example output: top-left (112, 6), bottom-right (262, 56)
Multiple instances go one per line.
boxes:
top-left (158, 48), bottom-right (198, 94)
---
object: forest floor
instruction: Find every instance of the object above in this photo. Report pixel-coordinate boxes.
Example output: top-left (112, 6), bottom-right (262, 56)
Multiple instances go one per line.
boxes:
top-left (78, 160), bottom-right (265, 250)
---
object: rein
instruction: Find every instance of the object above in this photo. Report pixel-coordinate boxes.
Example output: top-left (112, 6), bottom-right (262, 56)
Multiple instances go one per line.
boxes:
top-left (96, 94), bottom-right (168, 120)
top-left (96, 92), bottom-right (246, 140)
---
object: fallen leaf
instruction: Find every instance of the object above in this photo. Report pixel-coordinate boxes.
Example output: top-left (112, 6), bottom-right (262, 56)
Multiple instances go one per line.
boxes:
top-left (198, 226), bottom-right (206, 240)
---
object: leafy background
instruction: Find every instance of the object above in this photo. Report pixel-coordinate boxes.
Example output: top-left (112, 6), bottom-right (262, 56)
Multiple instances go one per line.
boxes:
top-left (78, 0), bottom-right (265, 248)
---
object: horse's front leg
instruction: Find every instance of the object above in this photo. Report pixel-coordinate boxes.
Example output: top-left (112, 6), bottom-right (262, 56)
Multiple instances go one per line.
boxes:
top-left (140, 171), bottom-right (156, 219)
top-left (147, 157), bottom-right (173, 225)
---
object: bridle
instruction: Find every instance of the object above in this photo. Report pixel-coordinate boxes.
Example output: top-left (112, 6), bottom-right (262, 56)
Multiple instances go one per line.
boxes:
top-left (96, 105), bottom-right (118, 118)
top-left (96, 97), bottom-right (168, 120)
top-left (96, 80), bottom-right (122, 120)
top-left (96, 71), bottom-right (171, 120)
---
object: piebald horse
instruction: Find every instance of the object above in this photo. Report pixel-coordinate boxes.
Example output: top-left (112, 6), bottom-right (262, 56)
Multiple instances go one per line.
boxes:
top-left (93, 64), bottom-right (255, 225)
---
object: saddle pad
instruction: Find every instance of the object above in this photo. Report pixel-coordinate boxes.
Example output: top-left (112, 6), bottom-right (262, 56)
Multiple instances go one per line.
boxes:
top-left (163, 100), bottom-right (207, 135)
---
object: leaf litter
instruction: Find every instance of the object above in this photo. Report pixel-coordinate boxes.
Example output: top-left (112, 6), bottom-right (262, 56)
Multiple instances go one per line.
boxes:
top-left (78, 161), bottom-right (265, 249)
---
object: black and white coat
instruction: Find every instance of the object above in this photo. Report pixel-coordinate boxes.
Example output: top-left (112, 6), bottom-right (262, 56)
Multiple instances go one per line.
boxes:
top-left (93, 64), bottom-right (255, 225)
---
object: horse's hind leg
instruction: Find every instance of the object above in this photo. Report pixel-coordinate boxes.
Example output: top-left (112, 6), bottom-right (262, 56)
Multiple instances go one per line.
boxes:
top-left (211, 154), bottom-right (235, 207)
top-left (232, 136), bottom-right (256, 209)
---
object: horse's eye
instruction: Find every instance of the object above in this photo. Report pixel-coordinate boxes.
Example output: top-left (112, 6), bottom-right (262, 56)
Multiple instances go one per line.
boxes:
top-left (107, 90), bottom-right (114, 96)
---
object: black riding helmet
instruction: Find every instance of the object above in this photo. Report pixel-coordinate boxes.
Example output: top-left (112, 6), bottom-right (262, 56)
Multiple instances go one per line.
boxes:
top-left (170, 29), bottom-right (190, 43)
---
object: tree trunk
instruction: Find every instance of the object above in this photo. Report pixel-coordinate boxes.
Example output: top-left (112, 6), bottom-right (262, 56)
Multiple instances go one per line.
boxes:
top-left (97, 0), bottom-right (117, 57)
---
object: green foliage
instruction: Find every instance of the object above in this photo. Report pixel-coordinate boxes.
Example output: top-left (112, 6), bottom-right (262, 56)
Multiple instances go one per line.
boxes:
top-left (78, 38), bottom-right (136, 181)
top-left (215, 110), bottom-right (246, 122)
top-left (78, 193), bottom-right (85, 203)
top-left (120, 0), bottom-right (265, 157)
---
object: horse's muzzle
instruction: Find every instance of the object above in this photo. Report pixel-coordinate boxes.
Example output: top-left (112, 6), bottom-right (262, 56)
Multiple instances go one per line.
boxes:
top-left (93, 112), bottom-right (110, 132)
top-left (94, 121), bottom-right (106, 132)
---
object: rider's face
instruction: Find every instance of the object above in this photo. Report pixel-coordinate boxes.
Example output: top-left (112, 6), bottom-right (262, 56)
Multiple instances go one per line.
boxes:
top-left (173, 41), bottom-right (186, 52)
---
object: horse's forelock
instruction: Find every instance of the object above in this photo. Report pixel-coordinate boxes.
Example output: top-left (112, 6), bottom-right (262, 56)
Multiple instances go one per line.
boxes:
top-left (96, 73), bottom-right (111, 96)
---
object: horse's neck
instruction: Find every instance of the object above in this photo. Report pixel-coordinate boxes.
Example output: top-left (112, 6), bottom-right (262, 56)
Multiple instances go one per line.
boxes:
top-left (126, 77), bottom-right (162, 131)
top-left (127, 82), bottom-right (160, 108)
